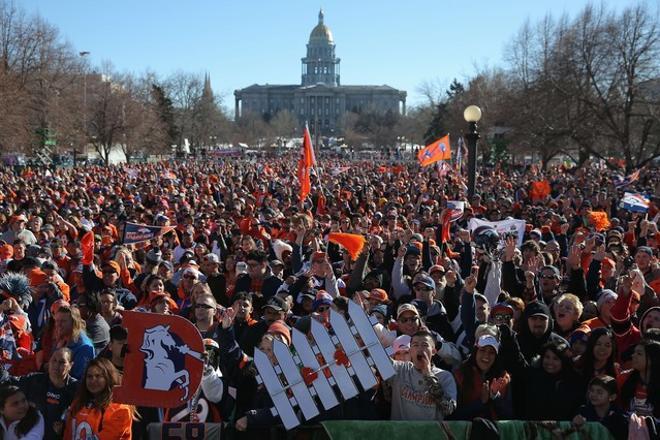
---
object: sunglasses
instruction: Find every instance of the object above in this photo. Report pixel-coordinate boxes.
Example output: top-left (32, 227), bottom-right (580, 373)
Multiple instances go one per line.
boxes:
top-left (317, 306), bottom-right (330, 312)
top-left (399, 316), bottom-right (419, 324)
top-left (183, 275), bottom-right (198, 280)
top-left (413, 285), bottom-right (433, 291)
top-left (492, 314), bottom-right (512, 323)
top-left (539, 274), bottom-right (557, 280)
top-left (195, 303), bottom-right (214, 310)
top-left (102, 270), bottom-right (117, 275)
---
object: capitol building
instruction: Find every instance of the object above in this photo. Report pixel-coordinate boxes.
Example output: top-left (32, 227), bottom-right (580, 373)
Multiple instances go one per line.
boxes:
top-left (234, 10), bottom-right (407, 135)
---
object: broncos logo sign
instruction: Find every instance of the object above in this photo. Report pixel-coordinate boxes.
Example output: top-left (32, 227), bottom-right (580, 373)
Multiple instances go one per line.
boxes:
top-left (113, 311), bottom-right (204, 407)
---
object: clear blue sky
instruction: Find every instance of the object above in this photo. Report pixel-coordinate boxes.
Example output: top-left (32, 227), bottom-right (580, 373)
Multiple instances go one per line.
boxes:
top-left (21, 0), bottom-right (629, 108)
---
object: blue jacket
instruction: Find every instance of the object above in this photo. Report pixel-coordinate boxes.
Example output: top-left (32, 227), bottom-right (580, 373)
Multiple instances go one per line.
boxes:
top-left (67, 333), bottom-right (95, 380)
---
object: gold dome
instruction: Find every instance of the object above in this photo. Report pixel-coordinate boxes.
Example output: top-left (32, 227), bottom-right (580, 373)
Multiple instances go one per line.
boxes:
top-left (310, 24), bottom-right (333, 42)
top-left (309, 9), bottom-right (333, 43)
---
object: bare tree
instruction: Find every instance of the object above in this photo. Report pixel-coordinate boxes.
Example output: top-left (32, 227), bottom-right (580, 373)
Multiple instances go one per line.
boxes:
top-left (233, 111), bottom-right (269, 147)
top-left (164, 71), bottom-right (203, 150)
top-left (500, 3), bottom-right (660, 170)
top-left (270, 110), bottom-right (298, 139)
top-left (119, 73), bottom-right (168, 162)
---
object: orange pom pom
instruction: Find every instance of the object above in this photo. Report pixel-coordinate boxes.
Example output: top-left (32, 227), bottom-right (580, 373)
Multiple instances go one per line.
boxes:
top-left (588, 211), bottom-right (611, 232)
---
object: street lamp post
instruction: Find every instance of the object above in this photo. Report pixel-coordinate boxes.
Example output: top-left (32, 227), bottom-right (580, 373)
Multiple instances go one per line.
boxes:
top-left (77, 51), bottom-right (90, 167)
top-left (463, 105), bottom-right (482, 199)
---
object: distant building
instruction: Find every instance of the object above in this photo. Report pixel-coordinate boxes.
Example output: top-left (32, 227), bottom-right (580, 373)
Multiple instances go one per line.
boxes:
top-left (234, 10), bottom-right (407, 135)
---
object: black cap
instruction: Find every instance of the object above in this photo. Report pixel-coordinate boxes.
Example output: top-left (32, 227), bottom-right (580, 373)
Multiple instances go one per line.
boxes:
top-left (524, 301), bottom-right (551, 319)
top-left (262, 296), bottom-right (287, 312)
top-left (179, 251), bottom-right (195, 264)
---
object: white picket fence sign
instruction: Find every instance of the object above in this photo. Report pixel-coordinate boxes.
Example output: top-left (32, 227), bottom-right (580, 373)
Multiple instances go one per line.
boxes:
top-left (254, 299), bottom-right (396, 430)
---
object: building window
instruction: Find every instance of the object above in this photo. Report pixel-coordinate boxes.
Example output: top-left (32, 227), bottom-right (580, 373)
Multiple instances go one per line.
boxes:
top-left (311, 108), bottom-right (314, 115)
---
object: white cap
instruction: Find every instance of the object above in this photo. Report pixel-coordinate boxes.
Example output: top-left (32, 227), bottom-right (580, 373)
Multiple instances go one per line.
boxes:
top-left (392, 335), bottom-right (411, 354)
top-left (182, 267), bottom-right (200, 278)
top-left (476, 335), bottom-right (500, 353)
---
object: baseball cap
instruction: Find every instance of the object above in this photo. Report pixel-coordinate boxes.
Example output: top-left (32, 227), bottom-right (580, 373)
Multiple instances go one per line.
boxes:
top-left (405, 245), bottom-right (421, 257)
top-left (182, 267), bottom-right (200, 279)
top-left (159, 261), bottom-right (174, 272)
top-left (597, 289), bottom-right (618, 310)
top-left (101, 261), bottom-right (121, 274)
top-left (636, 246), bottom-right (653, 257)
top-left (263, 296), bottom-right (287, 312)
top-left (525, 301), bottom-right (551, 319)
top-left (179, 251), bottom-right (195, 264)
top-left (392, 335), bottom-right (411, 355)
top-left (429, 265), bottom-right (445, 275)
top-left (413, 274), bottom-right (435, 290)
top-left (397, 303), bottom-right (420, 319)
top-left (368, 288), bottom-right (390, 304)
top-left (204, 253), bottom-right (220, 264)
top-left (491, 303), bottom-right (514, 317)
top-left (476, 335), bottom-right (500, 353)
top-left (312, 290), bottom-right (333, 311)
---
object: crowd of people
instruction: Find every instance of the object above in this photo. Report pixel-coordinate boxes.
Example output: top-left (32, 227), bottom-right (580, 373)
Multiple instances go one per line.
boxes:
top-left (0, 155), bottom-right (657, 439)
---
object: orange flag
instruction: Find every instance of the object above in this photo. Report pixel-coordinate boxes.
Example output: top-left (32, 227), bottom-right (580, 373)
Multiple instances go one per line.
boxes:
top-left (440, 210), bottom-right (452, 244)
top-left (418, 135), bottom-right (451, 167)
top-left (81, 230), bottom-right (94, 265)
top-left (328, 233), bottom-right (366, 261)
top-left (298, 124), bottom-right (316, 202)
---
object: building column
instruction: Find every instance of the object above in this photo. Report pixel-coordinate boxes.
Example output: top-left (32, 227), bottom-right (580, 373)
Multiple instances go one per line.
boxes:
top-left (235, 97), bottom-right (240, 119)
top-left (401, 99), bottom-right (406, 116)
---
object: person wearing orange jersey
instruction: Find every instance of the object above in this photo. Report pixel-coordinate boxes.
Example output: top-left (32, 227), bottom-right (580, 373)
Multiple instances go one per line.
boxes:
top-left (64, 357), bottom-right (133, 440)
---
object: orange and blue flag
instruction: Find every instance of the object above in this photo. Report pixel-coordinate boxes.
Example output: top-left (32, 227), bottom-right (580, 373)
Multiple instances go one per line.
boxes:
top-left (418, 135), bottom-right (451, 167)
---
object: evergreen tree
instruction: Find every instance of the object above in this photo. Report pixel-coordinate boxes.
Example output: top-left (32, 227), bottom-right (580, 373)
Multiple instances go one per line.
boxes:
top-left (423, 79), bottom-right (465, 144)
top-left (423, 102), bottom-right (449, 145)
top-left (151, 83), bottom-right (179, 147)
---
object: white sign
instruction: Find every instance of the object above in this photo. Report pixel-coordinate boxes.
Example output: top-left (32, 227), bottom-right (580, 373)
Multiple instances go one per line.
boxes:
top-left (468, 218), bottom-right (527, 248)
top-left (254, 300), bottom-right (395, 430)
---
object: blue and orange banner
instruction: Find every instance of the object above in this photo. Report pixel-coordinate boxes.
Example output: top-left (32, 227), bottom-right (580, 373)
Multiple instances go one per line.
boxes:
top-left (418, 135), bottom-right (451, 167)
top-left (122, 222), bottom-right (177, 245)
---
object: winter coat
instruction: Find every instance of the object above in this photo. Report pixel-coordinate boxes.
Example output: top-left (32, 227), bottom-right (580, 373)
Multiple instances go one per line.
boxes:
top-left (520, 366), bottom-right (583, 420)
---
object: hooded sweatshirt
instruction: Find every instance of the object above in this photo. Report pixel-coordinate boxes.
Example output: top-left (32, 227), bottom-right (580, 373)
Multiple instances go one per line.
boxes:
top-left (517, 301), bottom-right (566, 363)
